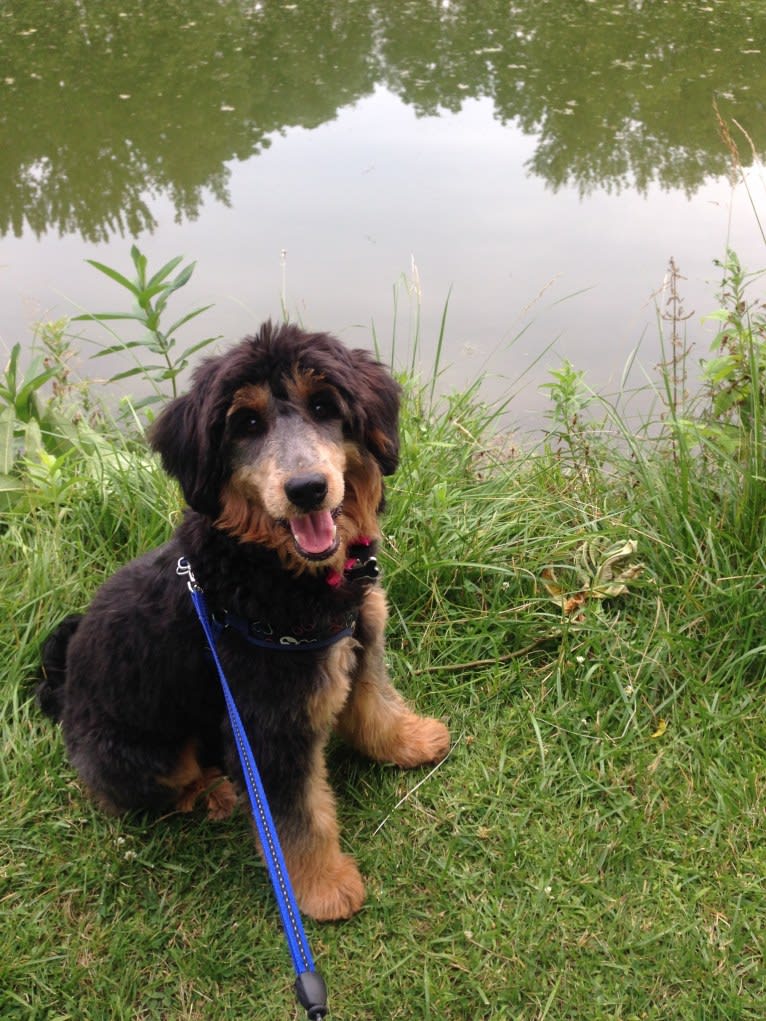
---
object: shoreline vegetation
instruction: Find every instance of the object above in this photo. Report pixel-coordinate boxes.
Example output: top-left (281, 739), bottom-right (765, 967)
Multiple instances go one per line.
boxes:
top-left (2, 246), bottom-right (765, 1018)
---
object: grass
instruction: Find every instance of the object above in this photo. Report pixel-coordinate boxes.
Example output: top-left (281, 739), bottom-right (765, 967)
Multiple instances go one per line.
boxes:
top-left (2, 267), bottom-right (766, 1019)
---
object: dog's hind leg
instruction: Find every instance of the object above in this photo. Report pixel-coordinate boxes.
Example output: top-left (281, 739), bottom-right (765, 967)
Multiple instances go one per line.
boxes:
top-left (335, 587), bottom-right (450, 768)
top-left (67, 732), bottom-right (236, 820)
top-left (157, 742), bottom-right (238, 820)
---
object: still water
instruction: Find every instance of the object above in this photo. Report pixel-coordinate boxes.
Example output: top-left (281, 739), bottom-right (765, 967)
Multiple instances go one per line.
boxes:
top-left (2, 0), bottom-right (764, 425)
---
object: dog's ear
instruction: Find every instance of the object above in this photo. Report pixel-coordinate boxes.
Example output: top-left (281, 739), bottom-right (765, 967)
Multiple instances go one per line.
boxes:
top-left (349, 350), bottom-right (401, 476)
top-left (149, 366), bottom-right (226, 515)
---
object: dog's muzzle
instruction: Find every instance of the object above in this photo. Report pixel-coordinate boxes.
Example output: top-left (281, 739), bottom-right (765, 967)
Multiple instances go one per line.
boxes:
top-left (283, 474), bottom-right (341, 561)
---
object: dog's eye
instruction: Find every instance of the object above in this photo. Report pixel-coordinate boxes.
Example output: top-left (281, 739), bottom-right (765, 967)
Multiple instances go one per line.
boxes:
top-left (232, 410), bottom-right (265, 436)
top-left (309, 392), bottom-right (339, 422)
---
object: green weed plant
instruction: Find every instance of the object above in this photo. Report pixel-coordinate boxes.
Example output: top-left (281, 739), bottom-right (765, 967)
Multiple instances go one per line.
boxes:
top-left (74, 243), bottom-right (220, 409)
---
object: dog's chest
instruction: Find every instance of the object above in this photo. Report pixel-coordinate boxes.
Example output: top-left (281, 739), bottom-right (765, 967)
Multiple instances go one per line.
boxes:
top-left (307, 637), bottom-right (357, 732)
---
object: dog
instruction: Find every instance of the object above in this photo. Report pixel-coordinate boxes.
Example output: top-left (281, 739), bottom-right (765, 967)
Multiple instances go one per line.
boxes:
top-left (37, 321), bottom-right (450, 921)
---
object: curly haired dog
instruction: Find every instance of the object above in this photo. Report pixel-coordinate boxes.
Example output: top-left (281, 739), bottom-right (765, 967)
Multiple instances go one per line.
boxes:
top-left (37, 322), bottom-right (449, 921)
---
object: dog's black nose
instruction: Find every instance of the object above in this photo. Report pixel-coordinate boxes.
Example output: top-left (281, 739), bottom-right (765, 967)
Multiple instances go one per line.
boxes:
top-left (285, 473), bottom-right (328, 511)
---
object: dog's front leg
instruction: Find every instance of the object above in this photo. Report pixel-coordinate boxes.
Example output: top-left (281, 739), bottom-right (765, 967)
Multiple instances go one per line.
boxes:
top-left (233, 653), bottom-right (366, 922)
top-left (278, 743), bottom-right (366, 922)
top-left (335, 587), bottom-right (450, 767)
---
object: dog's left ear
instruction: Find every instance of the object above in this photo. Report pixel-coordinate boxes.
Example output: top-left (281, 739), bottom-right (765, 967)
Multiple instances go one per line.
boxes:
top-left (350, 350), bottom-right (401, 476)
top-left (148, 363), bottom-right (226, 515)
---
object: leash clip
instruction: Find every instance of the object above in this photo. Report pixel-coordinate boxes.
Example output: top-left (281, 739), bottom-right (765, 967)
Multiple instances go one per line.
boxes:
top-left (176, 557), bottom-right (201, 592)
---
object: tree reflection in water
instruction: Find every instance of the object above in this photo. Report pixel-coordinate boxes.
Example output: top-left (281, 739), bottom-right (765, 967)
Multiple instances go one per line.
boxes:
top-left (1, 0), bottom-right (763, 242)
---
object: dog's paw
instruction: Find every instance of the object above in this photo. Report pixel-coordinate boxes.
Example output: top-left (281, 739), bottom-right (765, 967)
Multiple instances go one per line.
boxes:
top-left (390, 715), bottom-right (450, 769)
top-left (295, 854), bottom-right (366, 922)
top-left (204, 775), bottom-right (238, 821)
top-left (174, 768), bottom-right (238, 819)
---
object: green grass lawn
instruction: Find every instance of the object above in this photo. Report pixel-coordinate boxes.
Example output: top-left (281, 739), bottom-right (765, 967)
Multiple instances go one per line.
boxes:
top-left (3, 274), bottom-right (766, 1019)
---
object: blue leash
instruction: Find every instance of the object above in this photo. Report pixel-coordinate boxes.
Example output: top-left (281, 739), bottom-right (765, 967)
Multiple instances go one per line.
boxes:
top-left (177, 557), bottom-right (329, 1020)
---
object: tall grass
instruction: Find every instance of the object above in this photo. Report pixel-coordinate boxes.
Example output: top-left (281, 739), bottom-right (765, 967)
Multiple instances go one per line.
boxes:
top-left (2, 253), bottom-right (766, 1018)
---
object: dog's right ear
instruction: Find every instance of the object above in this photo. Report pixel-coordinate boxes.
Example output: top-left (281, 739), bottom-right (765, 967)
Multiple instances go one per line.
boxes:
top-left (348, 349), bottom-right (401, 476)
top-left (149, 373), bottom-right (226, 516)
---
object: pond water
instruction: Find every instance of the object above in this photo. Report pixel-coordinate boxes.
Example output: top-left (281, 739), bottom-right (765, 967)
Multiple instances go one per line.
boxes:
top-left (2, 0), bottom-right (764, 428)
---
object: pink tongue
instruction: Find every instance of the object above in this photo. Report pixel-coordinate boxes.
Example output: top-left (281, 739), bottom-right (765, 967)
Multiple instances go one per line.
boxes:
top-left (289, 511), bottom-right (336, 555)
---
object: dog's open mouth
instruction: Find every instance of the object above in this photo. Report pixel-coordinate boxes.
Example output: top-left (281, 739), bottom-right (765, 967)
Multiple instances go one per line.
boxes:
top-left (288, 509), bottom-right (340, 561)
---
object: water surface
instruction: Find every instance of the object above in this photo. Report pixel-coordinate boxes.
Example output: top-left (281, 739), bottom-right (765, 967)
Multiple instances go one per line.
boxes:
top-left (2, 0), bottom-right (764, 423)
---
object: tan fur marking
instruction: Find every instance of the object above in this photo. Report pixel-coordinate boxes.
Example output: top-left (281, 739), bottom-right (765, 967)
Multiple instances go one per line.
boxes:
top-left (217, 460), bottom-right (291, 550)
top-left (199, 770), bottom-right (239, 820)
top-left (156, 742), bottom-right (237, 819)
top-left (336, 587), bottom-right (450, 767)
top-left (337, 443), bottom-right (383, 543)
top-left (286, 368), bottom-right (339, 407)
top-left (306, 638), bottom-right (356, 732)
top-left (263, 638), bottom-right (364, 921)
top-left (281, 744), bottom-right (365, 921)
top-left (217, 450), bottom-right (342, 574)
top-left (227, 383), bottom-right (271, 417)
top-left (156, 739), bottom-right (202, 791)
top-left (368, 426), bottom-right (396, 462)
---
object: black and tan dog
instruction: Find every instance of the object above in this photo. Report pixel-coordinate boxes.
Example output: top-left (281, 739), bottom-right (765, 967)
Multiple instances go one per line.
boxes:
top-left (37, 321), bottom-right (449, 921)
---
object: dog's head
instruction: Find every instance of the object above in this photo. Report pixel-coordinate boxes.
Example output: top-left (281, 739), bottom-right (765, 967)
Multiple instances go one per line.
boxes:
top-left (150, 321), bottom-right (400, 573)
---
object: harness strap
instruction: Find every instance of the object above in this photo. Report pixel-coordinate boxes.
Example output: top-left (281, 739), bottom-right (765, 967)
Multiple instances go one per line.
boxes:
top-left (212, 607), bottom-right (356, 651)
top-left (177, 557), bottom-right (329, 1021)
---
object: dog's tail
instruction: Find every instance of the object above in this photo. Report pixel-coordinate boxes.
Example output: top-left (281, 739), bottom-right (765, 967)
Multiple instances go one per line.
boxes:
top-left (37, 615), bottom-right (82, 721)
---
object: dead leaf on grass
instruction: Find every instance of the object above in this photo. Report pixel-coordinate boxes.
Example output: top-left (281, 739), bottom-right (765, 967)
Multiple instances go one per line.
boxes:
top-left (541, 538), bottom-right (644, 617)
